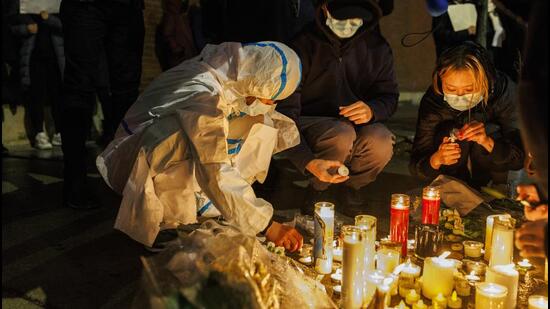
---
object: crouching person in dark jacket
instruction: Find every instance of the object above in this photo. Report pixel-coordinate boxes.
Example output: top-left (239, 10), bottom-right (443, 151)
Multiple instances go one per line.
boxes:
top-left (410, 42), bottom-right (525, 189)
top-left (277, 0), bottom-right (398, 214)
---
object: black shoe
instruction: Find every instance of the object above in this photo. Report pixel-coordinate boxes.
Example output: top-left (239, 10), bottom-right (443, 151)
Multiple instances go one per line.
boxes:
top-left (301, 186), bottom-right (337, 216)
top-left (144, 229), bottom-right (179, 253)
top-left (64, 196), bottom-right (100, 210)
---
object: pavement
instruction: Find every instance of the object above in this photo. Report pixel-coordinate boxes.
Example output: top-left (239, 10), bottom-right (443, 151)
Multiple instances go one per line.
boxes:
top-left (2, 102), bottom-right (423, 308)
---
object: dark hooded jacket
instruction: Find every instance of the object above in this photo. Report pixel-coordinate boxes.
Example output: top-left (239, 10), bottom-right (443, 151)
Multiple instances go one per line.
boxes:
top-left (409, 71), bottom-right (524, 181)
top-left (10, 14), bottom-right (64, 88)
top-left (277, 1), bottom-right (399, 173)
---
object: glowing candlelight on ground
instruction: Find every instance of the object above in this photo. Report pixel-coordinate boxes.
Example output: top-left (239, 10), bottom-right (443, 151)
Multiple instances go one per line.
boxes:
top-left (528, 295), bottom-right (548, 309)
top-left (475, 282), bottom-right (508, 309)
top-left (412, 300), bottom-right (428, 309)
top-left (433, 293), bottom-right (448, 308)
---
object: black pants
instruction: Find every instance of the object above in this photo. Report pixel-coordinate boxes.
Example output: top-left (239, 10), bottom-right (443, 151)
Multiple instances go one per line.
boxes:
top-left (28, 55), bottom-right (62, 137)
top-left (60, 0), bottom-right (144, 200)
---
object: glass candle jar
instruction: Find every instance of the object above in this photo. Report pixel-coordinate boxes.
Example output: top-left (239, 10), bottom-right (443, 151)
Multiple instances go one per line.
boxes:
top-left (489, 217), bottom-right (515, 267)
top-left (314, 202), bottom-right (334, 274)
top-left (414, 224), bottom-right (444, 259)
top-left (475, 282), bottom-right (508, 309)
top-left (421, 186), bottom-right (441, 225)
top-left (390, 194), bottom-right (410, 257)
top-left (341, 225), bottom-right (367, 309)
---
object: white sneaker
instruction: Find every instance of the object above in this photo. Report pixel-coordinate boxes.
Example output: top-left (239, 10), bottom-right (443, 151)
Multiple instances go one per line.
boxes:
top-left (35, 132), bottom-right (53, 150)
top-left (52, 133), bottom-right (62, 146)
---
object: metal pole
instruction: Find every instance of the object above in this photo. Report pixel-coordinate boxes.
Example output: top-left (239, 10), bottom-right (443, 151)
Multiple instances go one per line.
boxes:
top-left (477, 0), bottom-right (488, 47)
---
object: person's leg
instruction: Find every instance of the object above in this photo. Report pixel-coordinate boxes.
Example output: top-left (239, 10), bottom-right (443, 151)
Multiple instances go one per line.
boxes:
top-left (346, 123), bottom-right (395, 190)
top-left (298, 117), bottom-right (356, 191)
top-left (28, 56), bottom-right (46, 141)
top-left (104, 4), bottom-right (145, 144)
top-left (60, 1), bottom-right (108, 208)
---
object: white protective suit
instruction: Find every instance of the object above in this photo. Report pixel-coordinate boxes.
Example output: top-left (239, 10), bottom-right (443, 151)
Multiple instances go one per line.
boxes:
top-left (96, 42), bottom-right (302, 246)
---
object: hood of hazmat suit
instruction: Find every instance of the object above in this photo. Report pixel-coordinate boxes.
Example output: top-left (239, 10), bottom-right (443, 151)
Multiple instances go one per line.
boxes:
top-left (96, 41), bottom-right (302, 246)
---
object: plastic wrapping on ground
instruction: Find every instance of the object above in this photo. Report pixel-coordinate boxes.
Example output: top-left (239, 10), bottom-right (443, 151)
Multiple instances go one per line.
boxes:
top-left (133, 220), bottom-right (336, 309)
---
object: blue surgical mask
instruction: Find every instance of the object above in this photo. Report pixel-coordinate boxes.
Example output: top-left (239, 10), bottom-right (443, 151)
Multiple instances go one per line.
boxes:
top-left (237, 98), bottom-right (275, 116)
top-left (444, 92), bottom-right (483, 111)
top-left (325, 11), bottom-right (363, 39)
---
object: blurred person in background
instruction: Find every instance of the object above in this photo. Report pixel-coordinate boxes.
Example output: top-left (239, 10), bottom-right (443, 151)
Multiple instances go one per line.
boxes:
top-left (11, 9), bottom-right (64, 150)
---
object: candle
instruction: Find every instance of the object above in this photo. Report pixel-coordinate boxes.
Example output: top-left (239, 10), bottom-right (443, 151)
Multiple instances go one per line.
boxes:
top-left (333, 285), bottom-right (341, 294)
top-left (396, 300), bottom-right (410, 309)
top-left (413, 300), bottom-right (428, 309)
top-left (422, 186), bottom-right (441, 225)
top-left (447, 291), bottom-right (462, 309)
top-left (528, 295), bottom-right (548, 309)
top-left (374, 277), bottom-right (393, 309)
top-left (314, 202), bottom-right (334, 274)
top-left (341, 225), bottom-right (367, 309)
top-left (475, 282), bottom-right (507, 309)
top-left (399, 259), bottom-right (421, 286)
top-left (465, 270), bottom-right (480, 282)
top-left (484, 214), bottom-right (511, 261)
top-left (400, 282), bottom-right (415, 298)
top-left (298, 256), bottom-right (312, 265)
top-left (376, 244), bottom-right (401, 274)
top-left (486, 264), bottom-right (519, 309)
top-left (333, 246), bottom-right (343, 263)
top-left (463, 241), bottom-right (483, 258)
top-left (355, 214), bottom-right (377, 272)
top-left (406, 289), bottom-right (420, 305)
top-left (331, 267), bottom-right (342, 283)
top-left (414, 224), bottom-right (443, 259)
top-left (464, 260), bottom-right (487, 276)
top-left (489, 217), bottom-right (515, 267)
top-left (390, 194), bottom-right (411, 257)
top-left (365, 270), bottom-right (386, 306)
top-left (433, 292), bottom-right (448, 308)
top-left (517, 258), bottom-right (533, 270)
top-left (422, 252), bottom-right (458, 299)
top-left (453, 272), bottom-right (471, 297)
top-left (545, 259), bottom-right (548, 282)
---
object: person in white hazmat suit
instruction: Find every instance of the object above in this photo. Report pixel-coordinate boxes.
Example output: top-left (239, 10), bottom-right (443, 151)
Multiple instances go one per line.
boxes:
top-left (96, 41), bottom-right (304, 252)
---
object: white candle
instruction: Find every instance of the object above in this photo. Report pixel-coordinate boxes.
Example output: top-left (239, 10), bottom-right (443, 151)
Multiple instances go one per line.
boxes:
top-left (517, 258), bottom-right (533, 269)
top-left (422, 252), bottom-right (458, 299)
top-left (314, 202), bottom-right (334, 274)
top-left (484, 214), bottom-right (511, 262)
top-left (489, 217), bottom-right (515, 267)
top-left (486, 264), bottom-right (519, 309)
top-left (528, 295), bottom-right (548, 309)
top-left (463, 240), bottom-right (483, 258)
top-left (365, 270), bottom-right (386, 306)
top-left (355, 215), bottom-right (377, 272)
top-left (400, 259), bottom-right (421, 281)
top-left (475, 282), bottom-right (508, 309)
top-left (331, 268), bottom-right (342, 283)
top-left (453, 272), bottom-right (471, 297)
top-left (377, 248), bottom-right (401, 274)
top-left (333, 246), bottom-right (343, 262)
top-left (341, 226), bottom-right (366, 309)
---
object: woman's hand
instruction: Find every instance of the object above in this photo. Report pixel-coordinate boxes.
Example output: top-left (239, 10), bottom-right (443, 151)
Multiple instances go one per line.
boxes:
top-left (339, 101), bottom-right (373, 125)
top-left (458, 121), bottom-right (494, 152)
top-left (306, 159), bottom-right (349, 184)
top-left (265, 221), bottom-right (303, 252)
top-left (515, 220), bottom-right (547, 258)
top-left (429, 137), bottom-right (461, 170)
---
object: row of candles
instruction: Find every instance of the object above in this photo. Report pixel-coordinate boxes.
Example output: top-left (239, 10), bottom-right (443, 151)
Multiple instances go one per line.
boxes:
top-left (310, 186), bottom-right (548, 308)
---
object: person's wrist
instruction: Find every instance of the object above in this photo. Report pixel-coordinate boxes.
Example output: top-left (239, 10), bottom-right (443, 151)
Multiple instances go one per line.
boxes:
top-left (481, 136), bottom-right (494, 152)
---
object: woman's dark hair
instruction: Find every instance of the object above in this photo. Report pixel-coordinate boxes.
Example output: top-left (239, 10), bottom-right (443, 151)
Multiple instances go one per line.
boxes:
top-left (433, 41), bottom-right (497, 105)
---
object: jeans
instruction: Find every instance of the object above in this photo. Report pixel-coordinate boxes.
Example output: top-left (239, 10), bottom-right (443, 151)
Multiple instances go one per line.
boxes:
top-left (60, 0), bottom-right (144, 201)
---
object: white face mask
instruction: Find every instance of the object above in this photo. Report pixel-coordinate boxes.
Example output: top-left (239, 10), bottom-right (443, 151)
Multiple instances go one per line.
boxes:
top-left (237, 98), bottom-right (275, 116)
top-left (325, 11), bottom-right (364, 39)
top-left (444, 92), bottom-right (484, 111)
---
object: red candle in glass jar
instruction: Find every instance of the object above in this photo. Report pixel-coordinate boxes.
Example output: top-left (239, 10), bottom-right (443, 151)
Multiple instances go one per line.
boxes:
top-left (422, 186), bottom-right (441, 225)
top-left (390, 194), bottom-right (410, 257)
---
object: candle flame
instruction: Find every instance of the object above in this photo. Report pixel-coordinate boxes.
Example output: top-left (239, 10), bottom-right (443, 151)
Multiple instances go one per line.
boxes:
top-left (438, 251), bottom-right (451, 259)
